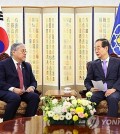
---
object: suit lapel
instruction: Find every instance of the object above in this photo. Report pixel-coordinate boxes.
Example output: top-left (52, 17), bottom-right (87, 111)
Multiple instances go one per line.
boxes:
top-left (96, 58), bottom-right (114, 78)
top-left (8, 58), bottom-right (18, 75)
top-left (106, 57), bottom-right (114, 77)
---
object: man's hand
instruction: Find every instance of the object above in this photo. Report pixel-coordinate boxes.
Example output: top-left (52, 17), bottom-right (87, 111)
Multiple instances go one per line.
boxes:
top-left (90, 88), bottom-right (99, 92)
top-left (26, 86), bottom-right (34, 93)
top-left (13, 88), bottom-right (24, 95)
top-left (105, 88), bottom-right (116, 97)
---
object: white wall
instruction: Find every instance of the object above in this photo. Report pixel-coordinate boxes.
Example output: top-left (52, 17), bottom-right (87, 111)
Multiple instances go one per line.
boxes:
top-left (0, 0), bottom-right (120, 6)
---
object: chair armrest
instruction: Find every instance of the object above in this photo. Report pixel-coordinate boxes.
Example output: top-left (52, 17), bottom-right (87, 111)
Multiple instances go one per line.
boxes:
top-left (34, 89), bottom-right (42, 96)
top-left (79, 88), bottom-right (88, 98)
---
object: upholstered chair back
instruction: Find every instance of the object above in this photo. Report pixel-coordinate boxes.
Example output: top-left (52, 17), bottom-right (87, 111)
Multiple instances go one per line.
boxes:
top-left (0, 53), bottom-right (10, 61)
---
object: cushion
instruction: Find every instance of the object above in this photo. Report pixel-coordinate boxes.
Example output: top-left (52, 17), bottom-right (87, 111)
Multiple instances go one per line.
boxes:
top-left (0, 100), bottom-right (42, 116)
top-left (96, 100), bottom-right (120, 114)
top-left (0, 101), bottom-right (27, 115)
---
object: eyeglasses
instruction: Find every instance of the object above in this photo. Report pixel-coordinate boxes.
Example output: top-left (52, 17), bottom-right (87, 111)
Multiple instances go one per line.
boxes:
top-left (15, 49), bottom-right (27, 54)
top-left (20, 49), bottom-right (27, 54)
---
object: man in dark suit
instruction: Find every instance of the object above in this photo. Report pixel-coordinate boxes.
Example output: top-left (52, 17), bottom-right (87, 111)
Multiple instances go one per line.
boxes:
top-left (84, 38), bottom-right (120, 117)
top-left (0, 43), bottom-right (40, 121)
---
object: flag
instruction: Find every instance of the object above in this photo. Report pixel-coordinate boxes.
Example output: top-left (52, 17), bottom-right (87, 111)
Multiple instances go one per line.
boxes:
top-left (0, 6), bottom-right (9, 54)
top-left (109, 4), bottom-right (120, 56)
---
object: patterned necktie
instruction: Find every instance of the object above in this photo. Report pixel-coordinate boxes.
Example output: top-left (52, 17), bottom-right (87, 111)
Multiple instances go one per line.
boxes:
top-left (17, 63), bottom-right (24, 90)
top-left (102, 60), bottom-right (107, 91)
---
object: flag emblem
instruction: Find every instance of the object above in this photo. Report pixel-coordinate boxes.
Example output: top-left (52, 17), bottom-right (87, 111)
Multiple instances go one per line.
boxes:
top-left (110, 4), bottom-right (120, 56)
top-left (110, 24), bottom-right (120, 55)
top-left (0, 8), bottom-right (9, 53)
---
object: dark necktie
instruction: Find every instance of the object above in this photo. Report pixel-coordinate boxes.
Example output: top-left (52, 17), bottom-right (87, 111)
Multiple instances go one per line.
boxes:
top-left (17, 63), bottom-right (24, 90)
top-left (102, 60), bottom-right (107, 91)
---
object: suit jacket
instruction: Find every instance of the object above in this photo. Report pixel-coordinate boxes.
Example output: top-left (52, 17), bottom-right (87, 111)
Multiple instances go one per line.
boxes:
top-left (84, 57), bottom-right (120, 91)
top-left (0, 57), bottom-right (37, 91)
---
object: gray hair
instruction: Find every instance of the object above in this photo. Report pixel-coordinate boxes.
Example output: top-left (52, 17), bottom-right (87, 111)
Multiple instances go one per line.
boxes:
top-left (10, 43), bottom-right (23, 56)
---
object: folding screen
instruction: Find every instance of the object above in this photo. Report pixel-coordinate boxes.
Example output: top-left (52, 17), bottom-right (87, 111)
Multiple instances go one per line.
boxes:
top-left (43, 8), bottom-right (58, 90)
top-left (24, 7), bottom-right (42, 86)
top-left (75, 7), bottom-right (92, 86)
top-left (2, 7), bottom-right (23, 54)
top-left (2, 6), bottom-right (117, 92)
top-left (94, 7), bottom-right (115, 59)
top-left (60, 8), bottom-right (75, 88)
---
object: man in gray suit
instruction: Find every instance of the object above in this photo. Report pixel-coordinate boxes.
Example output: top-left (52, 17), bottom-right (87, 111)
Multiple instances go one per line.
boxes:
top-left (84, 38), bottom-right (120, 117)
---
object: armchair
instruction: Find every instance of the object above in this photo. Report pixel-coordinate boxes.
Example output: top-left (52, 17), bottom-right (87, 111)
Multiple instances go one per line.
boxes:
top-left (0, 53), bottom-right (42, 118)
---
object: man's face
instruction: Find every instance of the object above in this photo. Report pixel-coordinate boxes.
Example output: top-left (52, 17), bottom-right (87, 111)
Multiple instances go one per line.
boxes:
top-left (94, 41), bottom-right (108, 59)
top-left (12, 44), bottom-right (26, 62)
